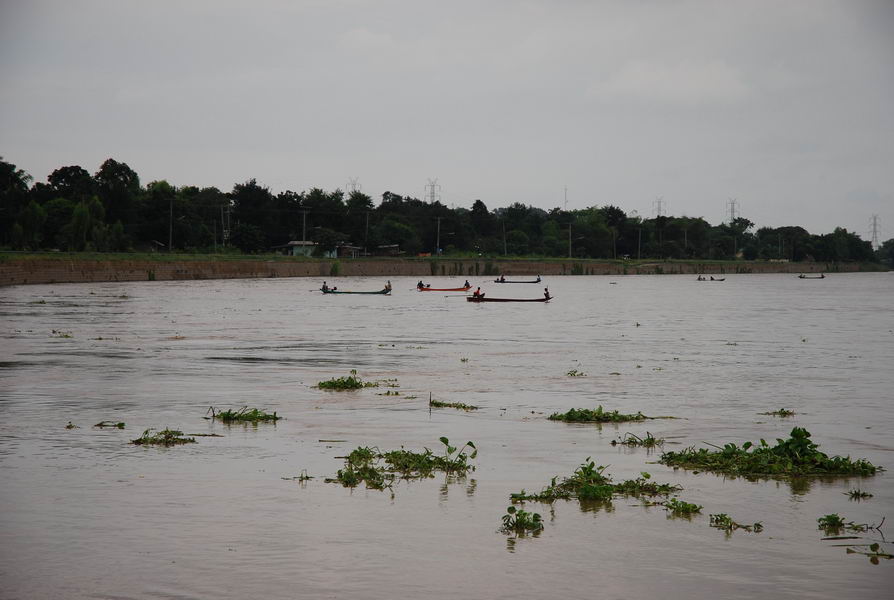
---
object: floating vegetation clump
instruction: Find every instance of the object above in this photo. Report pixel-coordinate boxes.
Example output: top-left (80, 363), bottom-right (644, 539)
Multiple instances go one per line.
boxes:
top-left (51, 329), bottom-right (72, 338)
top-left (664, 498), bottom-right (703, 516)
top-left (709, 513), bottom-right (763, 533)
top-left (548, 405), bottom-right (647, 423)
top-left (566, 369), bottom-right (587, 377)
top-left (818, 514), bottom-right (884, 534)
top-left (377, 390), bottom-right (401, 396)
top-left (611, 432), bottom-right (664, 447)
top-left (510, 460), bottom-right (680, 503)
top-left (460, 357), bottom-right (469, 363)
top-left (94, 421), bottom-right (125, 429)
top-left (65, 421), bottom-right (78, 429)
top-left (845, 489), bottom-right (873, 500)
top-left (501, 506), bottom-right (543, 534)
top-left (326, 437), bottom-right (477, 490)
top-left (131, 428), bottom-right (196, 446)
top-left (316, 369), bottom-right (379, 390)
top-left (846, 543), bottom-right (893, 563)
top-left (659, 427), bottom-right (881, 477)
top-left (207, 406), bottom-right (281, 423)
top-left (760, 408), bottom-right (795, 417)
top-left (430, 398), bottom-right (478, 411)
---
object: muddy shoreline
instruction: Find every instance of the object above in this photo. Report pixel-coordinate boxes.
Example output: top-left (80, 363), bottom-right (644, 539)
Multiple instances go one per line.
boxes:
top-left (0, 255), bottom-right (883, 286)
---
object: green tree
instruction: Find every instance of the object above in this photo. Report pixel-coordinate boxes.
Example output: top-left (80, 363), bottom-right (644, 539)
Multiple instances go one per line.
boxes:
top-left (0, 158), bottom-right (32, 245)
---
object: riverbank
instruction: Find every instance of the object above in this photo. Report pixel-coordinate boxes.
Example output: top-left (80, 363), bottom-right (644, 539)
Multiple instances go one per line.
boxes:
top-left (0, 253), bottom-right (886, 286)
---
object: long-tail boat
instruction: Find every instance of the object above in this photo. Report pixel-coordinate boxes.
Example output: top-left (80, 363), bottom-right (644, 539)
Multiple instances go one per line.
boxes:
top-left (418, 285), bottom-right (472, 292)
top-left (322, 288), bottom-right (391, 295)
top-left (467, 295), bottom-right (551, 303)
top-left (493, 276), bottom-right (541, 284)
top-left (798, 273), bottom-right (825, 279)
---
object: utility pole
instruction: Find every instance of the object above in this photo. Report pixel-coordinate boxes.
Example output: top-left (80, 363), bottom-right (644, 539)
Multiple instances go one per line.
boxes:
top-left (564, 185), bottom-right (568, 211)
top-left (869, 214), bottom-right (881, 250)
top-left (365, 211), bottom-right (370, 255)
top-left (436, 216), bottom-right (441, 256)
top-left (652, 196), bottom-right (666, 217)
top-left (302, 210), bottom-right (308, 242)
top-left (168, 196), bottom-right (173, 252)
top-left (637, 227), bottom-right (642, 260)
top-left (502, 221), bottom-right (507, 256)
top-left (568, 224), bottom-right (572, 259)
top-left (425, 178), bottom-right (441, 204)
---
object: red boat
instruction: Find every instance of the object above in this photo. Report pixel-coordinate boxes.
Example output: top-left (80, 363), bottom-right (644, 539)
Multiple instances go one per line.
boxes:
top-left (418, 285), bottom-right (472, 292)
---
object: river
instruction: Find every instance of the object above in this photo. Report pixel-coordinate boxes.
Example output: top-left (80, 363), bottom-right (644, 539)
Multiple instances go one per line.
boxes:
top-left (1, 273), bottom-right (892, 599)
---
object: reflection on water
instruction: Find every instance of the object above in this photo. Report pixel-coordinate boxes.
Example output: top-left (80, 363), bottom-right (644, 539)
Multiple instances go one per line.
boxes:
top-left (1, 273), bottom-right (893, 598)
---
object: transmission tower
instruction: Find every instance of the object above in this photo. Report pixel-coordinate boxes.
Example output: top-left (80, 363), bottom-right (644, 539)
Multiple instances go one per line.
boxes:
top-left (726, 198), bottom-right (740, 223)
top-left (652, 196), bottom-right (666, 217)
top-left (347, 177), bottom-right (361, 194)
top-left (425, 178), bottom-right (441, 204)
top-left (869, 214), bottom-right (881, 250)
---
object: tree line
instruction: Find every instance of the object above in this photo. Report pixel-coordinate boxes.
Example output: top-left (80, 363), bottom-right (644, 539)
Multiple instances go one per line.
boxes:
top-left (1, 156), bottom-right (890, 265)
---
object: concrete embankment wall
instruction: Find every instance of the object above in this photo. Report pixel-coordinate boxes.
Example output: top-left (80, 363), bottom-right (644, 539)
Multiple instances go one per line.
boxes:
top-left (0, 256), bottom-right (880, 286)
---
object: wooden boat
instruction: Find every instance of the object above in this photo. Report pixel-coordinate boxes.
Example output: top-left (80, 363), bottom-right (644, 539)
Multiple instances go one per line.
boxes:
top-left (418, 285), bottom-right (472, 292)
top-left (467, 296), bottom-right (551, 303)
top-left (322, 288), bottom-right (391, 295)
top-left (798, 274), bottom-right (825, 279)
top-left (493, 276), bottom-right (541, 284)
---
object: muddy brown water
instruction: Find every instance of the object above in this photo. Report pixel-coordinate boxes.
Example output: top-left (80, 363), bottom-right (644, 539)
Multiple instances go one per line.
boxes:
top-left (1, 273), bottom-right (892, 599)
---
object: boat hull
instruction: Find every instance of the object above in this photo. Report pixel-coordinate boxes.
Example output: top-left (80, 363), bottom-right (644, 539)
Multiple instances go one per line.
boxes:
top-left (419, 286), bottom-right (471, 292)
top-left (467, 296), bottom-right (550, 303)
top-left (493, 280), bottom-right (540, 284)
top-left (322, 289), bottom-right (390, 295)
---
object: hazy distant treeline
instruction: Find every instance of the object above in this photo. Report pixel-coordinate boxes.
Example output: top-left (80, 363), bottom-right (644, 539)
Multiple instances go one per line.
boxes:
top-left (1, 157), bottom-right (890, 264)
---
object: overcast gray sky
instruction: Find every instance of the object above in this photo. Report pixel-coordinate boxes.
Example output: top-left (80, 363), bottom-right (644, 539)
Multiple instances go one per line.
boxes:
top-left (2, 0), bottom-right (892, 238)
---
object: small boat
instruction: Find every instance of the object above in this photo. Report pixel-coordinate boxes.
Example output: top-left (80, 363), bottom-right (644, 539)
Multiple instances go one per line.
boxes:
top-left (418, 285), bottom-right (472, 292)
top-left (493, 275), bottom-right (541, 284)
top-left (322, 288), bottom-right (391, 295)
top-left (798, 273), bottom-right (825, 279)
top-left (467, 296), bottom-right (551, 303)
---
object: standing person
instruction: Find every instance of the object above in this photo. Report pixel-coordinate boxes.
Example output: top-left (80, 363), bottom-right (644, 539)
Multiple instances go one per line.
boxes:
top-left (321, 281), bottom-right (329, 292)
top-left (544, 287), bottom-right (551, 300)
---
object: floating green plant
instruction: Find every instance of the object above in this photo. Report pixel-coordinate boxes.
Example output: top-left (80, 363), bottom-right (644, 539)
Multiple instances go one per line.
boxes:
top-left (664, 498), bottom-right (702, 516)
top-left (818, 514), bottom-right (883, 534)
top-left (611, 431), bottom-right (664, 447)
top-left (846, 543), bottom-right (893, 563)
top-left (430, 398), bottom-right (479, 411)
top-left (460, 357), bottom-right (469, 363)
top-left (207, 406), bottom-right (281, 423)
top-left (660, 427), bottom-right (881, 477)
top-left (51, 330), bottom-right (72, 338)
top-left (845, 489), bottom-right (873, 500)
top-left (548, 405), bottom-right (647, 423)
top-left (326, 438), bottom-right (477, 490)
top-left (65, 421), bottom-right (78, 429)
top-left (94, 421), bottom-right (125, 429)
top-left (316, 369), bottom-right (379, 390)
top-left (501, 506), bottom-right (544, 534)
top-left (377, 390), bottom-right (401, 396)
top-left (760, 408), bottom-right (795, 417)
top-left (511, 461), bottom-right (679, 503)
top-left (566, 369), bottom-right (587, 377)
top-left (709, 513), bottom-right (763, 533)
top-left (131, 428), bottom-right (196, 446)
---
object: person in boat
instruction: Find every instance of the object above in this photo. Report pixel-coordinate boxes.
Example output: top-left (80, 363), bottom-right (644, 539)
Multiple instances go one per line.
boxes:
top-left (384, 280), bottom-right (392, 292)
top-left (464, 280), bottom-right (470, 288)
top-left (536, 275), bottom-right (541, 283)
top-left (710, 276), bottom-right (715, 281)
top-left (417, 280), bottom-right (425, 290)
top-left (321, 281), bottom-right (329, 292)
top-left (472, 287), bottom-right (484, 298)
top-left (499, 274), bottom-right (506, 282)
top-left (544, 287), bottom-right (551, 300)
